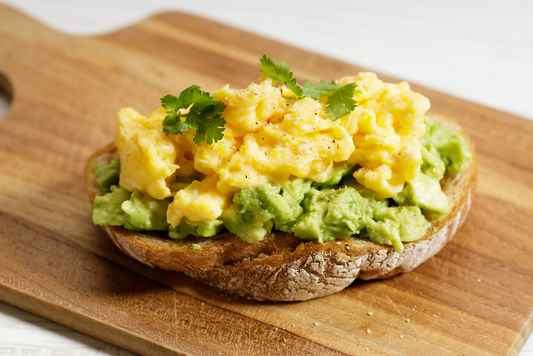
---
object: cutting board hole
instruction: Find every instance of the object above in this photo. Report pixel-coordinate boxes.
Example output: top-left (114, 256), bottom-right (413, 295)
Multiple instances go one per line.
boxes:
top-left (0, 73), bottom-right (13, 122)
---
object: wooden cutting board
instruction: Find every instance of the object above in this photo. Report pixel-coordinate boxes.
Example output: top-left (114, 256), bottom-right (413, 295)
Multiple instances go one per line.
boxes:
top-left (0, 4), bottom-right (532, 355)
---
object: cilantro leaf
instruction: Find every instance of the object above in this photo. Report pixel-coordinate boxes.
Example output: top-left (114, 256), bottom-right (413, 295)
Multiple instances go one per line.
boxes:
top-left (190, 100), bottom-right (227, 145)
top-left (301, 79), bottom-right (341, 100)
top-left (162, 86), bottom-right (226, 145)
top-left (324, 83), bottom-right (358, 119)
top-left (161, 85), bottom-right (198, 114)
top-left (258, 55), bottom-right (361, 120)
top-left (258, 55), bottom-right (303, 96)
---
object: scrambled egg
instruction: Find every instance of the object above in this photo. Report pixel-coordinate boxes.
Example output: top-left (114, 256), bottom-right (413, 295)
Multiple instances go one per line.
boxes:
top-left (115, 73), bottom-right (430, 227)
top-left (114, 108), bottom-right (179, 200)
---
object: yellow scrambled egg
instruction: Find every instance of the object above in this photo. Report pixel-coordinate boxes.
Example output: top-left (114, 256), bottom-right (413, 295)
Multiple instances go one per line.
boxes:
top-left (114, 108), bottom-right (179, 200)
top-left (115, 73), bottom-right (430, 227)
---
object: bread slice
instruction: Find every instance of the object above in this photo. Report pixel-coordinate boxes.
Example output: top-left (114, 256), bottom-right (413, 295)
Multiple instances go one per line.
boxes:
top-left (85, 114), bottom-right (476, 301)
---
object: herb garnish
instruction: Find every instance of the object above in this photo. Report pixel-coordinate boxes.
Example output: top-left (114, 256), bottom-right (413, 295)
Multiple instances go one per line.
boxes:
top-left (258, 55), bottom-right (360, 120)
top-left (161, 56), bottom-right (361, 145)
top-left (161, 85), bottom-right (226, 145)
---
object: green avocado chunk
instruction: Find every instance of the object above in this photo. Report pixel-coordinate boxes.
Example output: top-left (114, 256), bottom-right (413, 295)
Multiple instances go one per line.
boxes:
top-left (286, 186), bottom-right (368, 243)
top-left (393, 172), bottom-right (449, 215)
top-left (169, 218), bottom-right (224, 239)
top-left (362, 190), bottom-right (431, 253)
top-left (92, 185), bottom-right (131, 226)
top-left (121, 191), bottom-right (171, 231)
top-left (169, 172), bottom-right (206, 192)
top-left (311, 163), bottom-right (355, 189)
top-left (393, 146), bottom-right (449, 215)
top-left (275, 178), bottom-right (312, 224)
top-left (420, 144), bottom-right (445, 180)
top-left (96, 158), bottom-right (120, 192)
top-left (221, 203), bottom-right (273, 243)
top-left (419, 118), bottom-right (472, 175)
top-left (222, 179), bottom-right (311, 243)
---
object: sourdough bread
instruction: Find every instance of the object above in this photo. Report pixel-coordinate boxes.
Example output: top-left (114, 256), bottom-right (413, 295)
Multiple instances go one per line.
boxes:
top-left (85, 114), bottom-right (476, 301)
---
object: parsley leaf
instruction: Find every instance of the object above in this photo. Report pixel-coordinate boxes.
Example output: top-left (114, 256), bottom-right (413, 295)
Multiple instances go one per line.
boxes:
top-left (162, 85), bottom-right (226, 145)
top-left (258, 55), bottom-right (360, 120)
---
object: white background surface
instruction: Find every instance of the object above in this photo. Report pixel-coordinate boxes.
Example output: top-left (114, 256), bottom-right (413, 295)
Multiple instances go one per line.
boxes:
top-left (0, 0), bottom-right (531, 355)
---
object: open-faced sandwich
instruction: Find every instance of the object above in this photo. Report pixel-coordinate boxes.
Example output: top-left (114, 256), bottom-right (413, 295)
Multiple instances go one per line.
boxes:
top-left (85, 56), bottom-right (476, 301)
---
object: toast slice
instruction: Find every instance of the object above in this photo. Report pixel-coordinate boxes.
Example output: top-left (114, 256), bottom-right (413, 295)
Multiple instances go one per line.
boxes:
top-left (85, 113), bottom-right (476, 301)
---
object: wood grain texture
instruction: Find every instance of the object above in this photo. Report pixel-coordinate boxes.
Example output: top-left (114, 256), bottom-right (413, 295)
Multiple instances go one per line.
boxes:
top-left (0, 4), bottom-right (532, 355)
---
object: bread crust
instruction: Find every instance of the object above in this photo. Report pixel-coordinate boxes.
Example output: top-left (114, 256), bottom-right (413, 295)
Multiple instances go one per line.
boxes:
top-left (85, 114), bottom-right (476, 301)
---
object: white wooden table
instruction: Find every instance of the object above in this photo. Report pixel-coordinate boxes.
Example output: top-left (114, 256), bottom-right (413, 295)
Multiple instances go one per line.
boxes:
top-left (0, 1), bottom-right (531, 355)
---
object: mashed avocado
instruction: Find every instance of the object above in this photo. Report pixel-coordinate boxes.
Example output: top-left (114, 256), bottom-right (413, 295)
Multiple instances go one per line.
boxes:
top-left (93, 185), bottom-right (130, 226)
top-left (169, 219), bottom-right (224, 239)
top-left (221, 180), bottom-right (430, 253)
top-left (92, 117), bottom-right (471, 253)
top-left (122, 191), bottom-right (171, 231)
top-left (419, 118), bottom-right (472, 175)
top-left (393, 145), bottom-right (449, 215)
top-left (96, 157), bottom-right (120, 192)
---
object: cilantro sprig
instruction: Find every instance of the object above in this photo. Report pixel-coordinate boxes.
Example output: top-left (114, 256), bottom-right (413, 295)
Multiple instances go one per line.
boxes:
top-left (258, 55), bottom-right (361, 120)
top-left (161, 56), bottom-right (360, 145)
top-left (161, 85), bottom-right (226, 145)
top-left (258, 55), bottom-right (303, 97)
